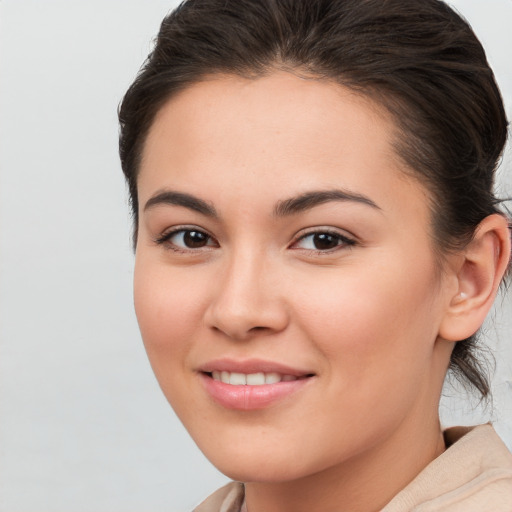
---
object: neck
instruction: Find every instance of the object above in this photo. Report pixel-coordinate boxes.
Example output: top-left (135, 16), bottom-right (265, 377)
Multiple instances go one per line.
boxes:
top-left (244, 409), bottom-right (446, 512)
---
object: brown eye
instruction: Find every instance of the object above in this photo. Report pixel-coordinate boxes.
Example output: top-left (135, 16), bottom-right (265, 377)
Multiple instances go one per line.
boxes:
top-left (311, 233), bottom-right (339, 250)
top-left (156, 228), bottom-right (217, 251)
top-left (182, 230), bottom-right (210, 248)
top-left (293, 230), bottom-right (356, 252)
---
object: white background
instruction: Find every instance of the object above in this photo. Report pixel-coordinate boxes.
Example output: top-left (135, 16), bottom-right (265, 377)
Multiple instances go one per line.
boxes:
top-left (0, 1), bottom-right (511, 511)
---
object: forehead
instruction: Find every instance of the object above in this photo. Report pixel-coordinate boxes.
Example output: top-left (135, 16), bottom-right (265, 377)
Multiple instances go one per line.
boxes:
top-left (145, 72), bottom-right (393, 145)
top-left (143, 74), bottom-right (397, 172)
top-left (138, 71), bottom-right (428, 221)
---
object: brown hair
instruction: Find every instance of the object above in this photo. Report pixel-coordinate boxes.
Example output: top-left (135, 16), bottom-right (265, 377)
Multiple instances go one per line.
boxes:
top-left (118, 0), bottom-right (509, 397)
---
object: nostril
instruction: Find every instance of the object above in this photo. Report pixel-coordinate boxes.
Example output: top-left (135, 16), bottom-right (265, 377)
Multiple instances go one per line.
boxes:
top-left (205, 297), bottom-right (289, 340)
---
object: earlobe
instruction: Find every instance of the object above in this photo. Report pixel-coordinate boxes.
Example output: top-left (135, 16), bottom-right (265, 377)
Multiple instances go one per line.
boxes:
top-left (439, 214), bottom-right (511, 342)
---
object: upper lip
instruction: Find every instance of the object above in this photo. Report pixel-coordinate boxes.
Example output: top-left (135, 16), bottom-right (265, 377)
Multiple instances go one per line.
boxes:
top-left (198, 358), bottom-right (315, 377)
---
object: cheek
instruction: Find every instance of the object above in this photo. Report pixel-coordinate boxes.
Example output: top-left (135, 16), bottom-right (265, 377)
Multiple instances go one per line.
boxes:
top-left (133, 257), bottom-right (206, 379)
top-left (293, 257), bottom-right (441, 388)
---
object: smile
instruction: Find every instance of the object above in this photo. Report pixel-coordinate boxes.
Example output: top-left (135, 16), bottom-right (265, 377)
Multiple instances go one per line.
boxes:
top-left (210, 371), bottom-right (300, 385)
top-left (199, 361), bottom-right (315, 410)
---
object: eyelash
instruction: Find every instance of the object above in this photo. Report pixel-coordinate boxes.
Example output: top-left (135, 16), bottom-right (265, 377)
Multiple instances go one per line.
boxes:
top-left (154, 226), bottom-right (218, 253)
top-left (154, 227), bottom-right (356, 254)
top-left (290, 229), bottom-right (356, 253)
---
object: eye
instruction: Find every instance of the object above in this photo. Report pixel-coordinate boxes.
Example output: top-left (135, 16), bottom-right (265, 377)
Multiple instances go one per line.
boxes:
top-left (292, 230), bottom-right (355, 252)
top-left (155, 228), bottom-right (218, 251)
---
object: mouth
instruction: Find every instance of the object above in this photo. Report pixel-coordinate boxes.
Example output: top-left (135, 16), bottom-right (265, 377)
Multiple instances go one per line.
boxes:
top-left (198, 360), bottom-right (315, 410)
top-left (206, 371), bottom-right (307, 385)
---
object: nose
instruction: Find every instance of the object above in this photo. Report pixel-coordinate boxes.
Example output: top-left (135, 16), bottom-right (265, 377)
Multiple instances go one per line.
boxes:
top-left (204, 249), bottom-right (289, 341)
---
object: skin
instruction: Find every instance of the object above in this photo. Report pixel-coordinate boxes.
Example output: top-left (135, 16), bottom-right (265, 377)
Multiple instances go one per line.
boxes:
top-left (133, 72), bottom-right (510, 512)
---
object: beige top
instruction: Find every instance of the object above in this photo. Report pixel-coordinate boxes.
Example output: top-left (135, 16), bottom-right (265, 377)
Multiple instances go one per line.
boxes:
top-left (193, 424), bottom-right (512, 511)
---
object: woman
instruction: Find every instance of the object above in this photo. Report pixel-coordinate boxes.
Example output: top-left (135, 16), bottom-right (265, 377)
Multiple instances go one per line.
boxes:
top-left (118, 0), bottom-right (512, 510)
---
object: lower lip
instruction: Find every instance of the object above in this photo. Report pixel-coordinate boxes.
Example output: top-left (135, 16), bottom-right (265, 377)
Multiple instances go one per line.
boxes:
top-left (200, 373), bottom-right (312, 410)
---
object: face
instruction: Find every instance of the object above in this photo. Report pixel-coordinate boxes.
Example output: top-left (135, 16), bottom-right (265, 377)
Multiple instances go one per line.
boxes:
top-left (134, 72), bottom-right (456, 483)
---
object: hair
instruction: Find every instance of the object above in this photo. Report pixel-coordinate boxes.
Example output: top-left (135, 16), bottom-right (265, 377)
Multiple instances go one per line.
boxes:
top-left (118, 0), bottom-right (510, 397)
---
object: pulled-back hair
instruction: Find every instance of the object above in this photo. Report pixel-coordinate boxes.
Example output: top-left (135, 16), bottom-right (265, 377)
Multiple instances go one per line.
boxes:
top-left (118, 0), bottom-right (509, 397)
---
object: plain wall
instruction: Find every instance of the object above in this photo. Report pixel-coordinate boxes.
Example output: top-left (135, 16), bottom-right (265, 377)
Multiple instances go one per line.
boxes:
top-left (0, 1), bottom-right (510, 511)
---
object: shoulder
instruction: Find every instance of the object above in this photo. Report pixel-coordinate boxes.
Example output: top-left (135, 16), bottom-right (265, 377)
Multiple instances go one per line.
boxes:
top-left (193, 482), bottom-right (245, 512)
top-left (383, 424), bottom-right (512, 511)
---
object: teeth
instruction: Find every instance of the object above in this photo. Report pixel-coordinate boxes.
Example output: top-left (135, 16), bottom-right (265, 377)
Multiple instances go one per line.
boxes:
top-left (229, 372), bottom-right (246, 385)
top-left (265, 372), bottom-right (281, 384)
top-left (246, 372), bottom-right (265, 385)
top-left (211, 371), bottom-right (298, 386)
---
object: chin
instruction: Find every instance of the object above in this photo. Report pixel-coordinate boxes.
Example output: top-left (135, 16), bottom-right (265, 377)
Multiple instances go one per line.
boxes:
top-left (214, 460), bottom-right (305, 484)
top-left (196, 438), bottom-right (331, 484)
top-left (199, 445), bottom-right (281, 481)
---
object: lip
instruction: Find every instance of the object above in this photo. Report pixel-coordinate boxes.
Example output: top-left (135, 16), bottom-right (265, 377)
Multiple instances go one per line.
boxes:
top-left (199, 357), bottom-right (314, 375)
top-left (198, 358), bottom-right (315, 410)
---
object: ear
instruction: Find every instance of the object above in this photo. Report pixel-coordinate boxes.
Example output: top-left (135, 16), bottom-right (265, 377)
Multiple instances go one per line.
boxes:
top-left (439, 214), bottom-right (511, 342)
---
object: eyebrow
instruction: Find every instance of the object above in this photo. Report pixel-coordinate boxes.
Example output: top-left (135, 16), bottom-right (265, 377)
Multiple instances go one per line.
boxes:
top-left (144, 190), bottom-right (218, 217)
top-left (274, 189), bottom-right (380, 217)
top-left (143, 188), bottom-right (379, 218)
